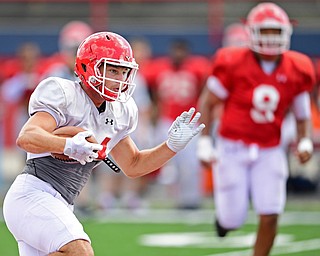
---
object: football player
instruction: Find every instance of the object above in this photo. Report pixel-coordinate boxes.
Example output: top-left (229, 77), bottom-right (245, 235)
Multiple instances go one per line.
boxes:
top-left (42, 20), bottom-right (94, 80)
top-left (149, 39), bottom-right (210, 209)
top-left (3, 32), bottom-right (205, 256)
top-left (222, 22), bottom-right (249, 48)
top-left (197, 3), bottom-right (316, 256)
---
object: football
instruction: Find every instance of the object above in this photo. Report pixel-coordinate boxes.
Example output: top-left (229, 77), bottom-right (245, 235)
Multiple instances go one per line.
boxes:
top-left (51, 126), bottom-right (98, 162)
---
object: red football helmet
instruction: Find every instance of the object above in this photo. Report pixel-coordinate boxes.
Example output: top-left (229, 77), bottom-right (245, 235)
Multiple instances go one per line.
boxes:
top-left (222, 23), bottom-right (249, 47)
top-left (59, 21), bottom-right (93, 53)
top-left (75, 32), bottom-right (139, 102)
top-left (246, 2), bottom-right (292, 55)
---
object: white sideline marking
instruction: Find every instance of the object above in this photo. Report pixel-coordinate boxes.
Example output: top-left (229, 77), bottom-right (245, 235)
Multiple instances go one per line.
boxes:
top-left (140, 232), bottom-right (293, 248)
top-left (272, 239), bottom-right (320, 254)
top-left (140, 231), bottom-right (320, 256)
top-left (206, 250), bottom-right (252, 256)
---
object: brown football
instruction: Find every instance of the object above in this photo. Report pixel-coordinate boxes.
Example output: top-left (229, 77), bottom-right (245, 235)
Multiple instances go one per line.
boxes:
top-left (51, 126), bottom-right (98, 162)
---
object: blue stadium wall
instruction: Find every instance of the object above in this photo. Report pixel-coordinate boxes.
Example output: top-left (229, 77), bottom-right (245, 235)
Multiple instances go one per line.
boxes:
top-left (0, 30), bottom-right (319, 58)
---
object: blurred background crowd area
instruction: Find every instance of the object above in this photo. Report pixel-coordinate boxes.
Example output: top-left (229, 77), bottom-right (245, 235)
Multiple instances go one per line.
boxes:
top-left (0, 0), bottom-right (320, 215)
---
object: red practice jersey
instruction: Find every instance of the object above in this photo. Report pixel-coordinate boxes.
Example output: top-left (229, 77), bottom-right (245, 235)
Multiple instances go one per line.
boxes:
top-left (150, 56), bottom-right (210, 121)
top-left (211, 47), bottom-right (316, 147)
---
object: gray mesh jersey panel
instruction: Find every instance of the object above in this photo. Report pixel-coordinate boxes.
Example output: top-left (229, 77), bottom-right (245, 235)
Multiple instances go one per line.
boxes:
top-left (22, 156), bottom-right (98, 204)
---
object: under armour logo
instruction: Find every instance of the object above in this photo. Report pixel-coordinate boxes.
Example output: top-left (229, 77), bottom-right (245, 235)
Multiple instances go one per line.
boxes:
top-left (105, 118), bottom-right (114, 125)
top-left (276, 73), bottom-right (287, 83)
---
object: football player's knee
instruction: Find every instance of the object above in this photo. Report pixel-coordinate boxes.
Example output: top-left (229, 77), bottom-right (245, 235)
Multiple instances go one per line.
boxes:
top-left (59, 239), bottom-right (94, 256)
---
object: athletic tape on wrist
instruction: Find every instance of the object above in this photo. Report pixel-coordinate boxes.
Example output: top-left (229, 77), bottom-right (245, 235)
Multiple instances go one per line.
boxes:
top-left (297, 137), bottom-right (313, 153)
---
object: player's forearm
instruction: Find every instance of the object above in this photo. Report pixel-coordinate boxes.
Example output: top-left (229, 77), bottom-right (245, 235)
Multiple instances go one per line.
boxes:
top-left (198, 89), bottom-right (215, 136)
top-left (122, 142), bottom-right (176, 178)
top-left (296, 119), bottom-right (311, 140)
top-left (295, 119), bottom-right (313, 163)
top-left (16, 125), bottom-right (65, 154)
top-left (199, 105), bottom-right (214, 136)
top-left (114, 107), bottom-right (204, 177)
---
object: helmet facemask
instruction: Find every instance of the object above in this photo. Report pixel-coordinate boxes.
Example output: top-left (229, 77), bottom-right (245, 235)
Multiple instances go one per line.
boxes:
top-left (88, 58), bottom-right (138, 103)
top-left (249, 23), bottom-right (292, 55)
top-left (246, 3), bottom-right (293, 56)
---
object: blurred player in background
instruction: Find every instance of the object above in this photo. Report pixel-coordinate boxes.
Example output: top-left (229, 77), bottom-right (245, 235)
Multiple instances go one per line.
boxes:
top-left (0, 42), bottom-right (43, 186)
top-left (197, 2), bottom-right (316, 255)
top-left (1, 42), bottom-right (42, 144)
top-left (222, 22), bottom-right (249, 48)
top-left (42, 20), bottom-right (94, 80)
top-left (149, 39), bottom-right (210, 209)
top-left (3, 31), bottom-right (204, 256)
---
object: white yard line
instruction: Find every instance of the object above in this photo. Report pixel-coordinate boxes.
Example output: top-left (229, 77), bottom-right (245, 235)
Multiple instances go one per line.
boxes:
top-left (272, 239), bottom-right (320, 254)
top-left (205, 250), bottom-right (253, 256)
top-left (98, 209), bottom-right (320, 255)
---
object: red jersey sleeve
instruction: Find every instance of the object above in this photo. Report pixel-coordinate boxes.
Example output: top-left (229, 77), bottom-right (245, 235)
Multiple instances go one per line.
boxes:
top-left (286, 51), bottom-right (316, 94)
top-left (210, 47), bottom-right (249, 94)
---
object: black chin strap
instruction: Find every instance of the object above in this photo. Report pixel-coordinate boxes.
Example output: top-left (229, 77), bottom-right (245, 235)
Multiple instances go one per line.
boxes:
top-left (97, 101), bottom-right (106, 113)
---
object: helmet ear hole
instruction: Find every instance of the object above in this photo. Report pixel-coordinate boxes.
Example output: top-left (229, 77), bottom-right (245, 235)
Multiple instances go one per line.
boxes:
top-left (81, 63), bottom-right (87, 72)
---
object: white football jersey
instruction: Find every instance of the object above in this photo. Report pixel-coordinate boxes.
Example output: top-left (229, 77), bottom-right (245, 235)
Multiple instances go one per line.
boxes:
top-left (27, 77), bottom-right (138, 160)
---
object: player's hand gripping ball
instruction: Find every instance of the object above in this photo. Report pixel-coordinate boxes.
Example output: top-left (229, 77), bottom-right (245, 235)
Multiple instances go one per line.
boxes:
top-left (51, 126), bottom-right (103, 165)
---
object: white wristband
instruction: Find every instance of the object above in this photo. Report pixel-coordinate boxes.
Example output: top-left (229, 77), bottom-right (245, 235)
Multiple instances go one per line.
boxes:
top-left (297, 137), bottom-right (313, 154)
top-left (197, 135), bottom-right (216, 162)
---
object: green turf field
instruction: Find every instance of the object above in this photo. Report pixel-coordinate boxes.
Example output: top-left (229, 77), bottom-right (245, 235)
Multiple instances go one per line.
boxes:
top-left (1, 205), bottom-right (320, 256)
